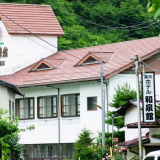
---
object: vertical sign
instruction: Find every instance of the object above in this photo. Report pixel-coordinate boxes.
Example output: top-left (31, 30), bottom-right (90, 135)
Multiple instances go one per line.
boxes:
top-left (142, 72), bottom-right (156, 123)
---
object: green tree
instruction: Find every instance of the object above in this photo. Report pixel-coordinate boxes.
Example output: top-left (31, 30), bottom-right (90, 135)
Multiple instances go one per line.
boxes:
top-left (106, 83), bottom-right (137, 144)
top-left (147, 0), bottom-right (160, 19)
top-left (0, 108), bottom-right (24, 160)
top-left (74, 128), bottom-right (94, 160)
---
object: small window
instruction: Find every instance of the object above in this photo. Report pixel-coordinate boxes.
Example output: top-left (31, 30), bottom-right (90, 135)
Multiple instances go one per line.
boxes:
top-left (16, 98), bottom-right (34, 120)
top-left (61, 94), bottom-right (80, 117)
top-left (144, 156), bottom-right (155, 160)
top-left (36, 63), bottom-right (50, 70)
top-left (37, 96), bottom-right (57, 118)
top-left (87, 97), bottom-right (97, 110)
top-left (83, 57), bottom-right (99, 64)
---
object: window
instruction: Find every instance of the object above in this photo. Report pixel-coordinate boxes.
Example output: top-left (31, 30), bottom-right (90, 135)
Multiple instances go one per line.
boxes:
top-left (144, 156), bottom-right (155, 160)
top-left (25, 143), bottom-right (74, 160)
top-left (37, 96), bottom-right (57, 118)
top-left (61, 94), bottom-right (80, 117)
top-left (36, 63), bottom-right (50, 70)
top-left (83, 57), bottom-right (99, 64)
top-left (87, 97), bottom-right (97, 110)
top-left (16, 98), bottom-right (34, 120)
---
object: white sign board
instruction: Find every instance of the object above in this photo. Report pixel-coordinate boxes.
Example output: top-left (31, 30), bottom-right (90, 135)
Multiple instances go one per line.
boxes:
top-left (142, 72), bottom-right (156, 123)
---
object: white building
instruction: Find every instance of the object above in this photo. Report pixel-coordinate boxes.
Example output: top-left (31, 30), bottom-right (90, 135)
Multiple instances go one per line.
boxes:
top-left (0, 79), bottom-right (23, 116)
top-left (1, 35), bottom-right (160, 159)
top-left (0, 3), bottom-right (160, 160)
top-left (0, 3), bottom-right (63, 75)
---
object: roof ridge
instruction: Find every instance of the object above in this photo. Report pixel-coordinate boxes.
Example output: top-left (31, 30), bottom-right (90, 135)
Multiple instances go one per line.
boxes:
top-left (60, 36), bottom-right (158, 53)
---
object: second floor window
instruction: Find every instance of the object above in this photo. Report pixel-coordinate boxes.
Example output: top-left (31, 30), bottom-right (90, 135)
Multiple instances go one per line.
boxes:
top-left (87, 97), bottom-right (97, 110)
top-left (16, 98), bottom-right (34, 120)
top-left (61, 94), bottom-right (80, 117)
top-left (37, 96), bottom-right (57, 118)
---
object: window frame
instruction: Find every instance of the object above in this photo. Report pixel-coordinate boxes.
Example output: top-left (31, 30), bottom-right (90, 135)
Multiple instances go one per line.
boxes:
top-left (87, 96), bottom-right (97, 111)
top-left (37, 95), bottom-right (57, 119)
top-left (61, 93), bottom-right (80, 117)
top-left (16, 97), bottom-right (35, 120)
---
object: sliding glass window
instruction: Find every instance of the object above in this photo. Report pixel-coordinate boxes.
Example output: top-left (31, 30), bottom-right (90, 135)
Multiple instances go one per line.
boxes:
top-left (37, 96), bottom-right (57, 118)
top-left (16, 98), bottom-right (34, 120)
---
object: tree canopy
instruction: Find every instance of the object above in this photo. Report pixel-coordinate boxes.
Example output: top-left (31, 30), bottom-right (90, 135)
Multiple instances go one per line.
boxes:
top-left (147, 0), bottom-right (160, 19)
top-left (0, 0), bottom-right (158, 50)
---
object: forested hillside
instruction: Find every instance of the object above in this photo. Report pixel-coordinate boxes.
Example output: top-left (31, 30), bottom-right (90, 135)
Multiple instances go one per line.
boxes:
top-left (0, 0), bottom-right (159, 50)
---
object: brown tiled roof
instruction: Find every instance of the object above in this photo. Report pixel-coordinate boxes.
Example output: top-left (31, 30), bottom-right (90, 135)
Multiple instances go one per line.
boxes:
top-left (0, 36), bottom-right (160, 87)
top-left (126, 120), bottom-right (160, 128)
top-left (118, 133), bottom-right (150, 147)
top-left (0, 3), bottom-right (64, 35)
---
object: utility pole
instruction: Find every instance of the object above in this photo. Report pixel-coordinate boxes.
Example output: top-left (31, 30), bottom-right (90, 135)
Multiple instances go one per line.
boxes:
top-left (134, 55), bottom-right (143, 160)
top-left (101, 48), bottom-right (105, 147)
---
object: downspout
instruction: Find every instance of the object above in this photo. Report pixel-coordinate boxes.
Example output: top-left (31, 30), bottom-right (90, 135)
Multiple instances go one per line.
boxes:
top-left (57, 88), bottom-right (61, 160)
top-left (47, 85), bottom-right (61, 160)
top-left (104, 81), bottom-right (109, 132)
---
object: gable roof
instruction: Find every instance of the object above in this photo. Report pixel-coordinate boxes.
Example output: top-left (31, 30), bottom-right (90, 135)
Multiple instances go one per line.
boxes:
top-left (76, 51), bottom-right (114, 65)
top-left (117, 99), bottom-right (140, 116)
top-left (30, 58), bottom-right (65, 71)
top-left (0, 36), bottom-right (160, 87)
top-left (0, 3), bottom-right (64, 35)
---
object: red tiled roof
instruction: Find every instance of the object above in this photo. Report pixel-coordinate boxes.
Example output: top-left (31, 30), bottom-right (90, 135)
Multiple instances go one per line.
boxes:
top-left (30, 58), bottom-right (66, 71)
top-left (0, 36), bottom-right (160, 87)
top-left (76, 51), bottom-right (114, 65)
top-left (0, 3), bottom-right (64, 35)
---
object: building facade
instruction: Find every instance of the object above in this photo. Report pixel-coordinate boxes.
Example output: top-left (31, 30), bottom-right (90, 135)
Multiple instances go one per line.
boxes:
top-left (1, 3), bottom-right (160, 159)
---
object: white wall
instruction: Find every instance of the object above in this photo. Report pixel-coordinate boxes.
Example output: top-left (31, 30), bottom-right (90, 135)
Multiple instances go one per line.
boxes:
top-left (16, 73), bottom-right (160, 145)
top-left (0, 84), bottom-right (15, 115)
top-left (18, 81), bottom-right (105, 144)
top-left (150, 128), bottom-right (160, 143)
top-left (0, 20), bottom-right (58, 75)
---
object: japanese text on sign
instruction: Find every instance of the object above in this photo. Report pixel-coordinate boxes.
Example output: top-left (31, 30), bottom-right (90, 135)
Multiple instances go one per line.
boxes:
top-left (142, 72), bottom-right (156, 123)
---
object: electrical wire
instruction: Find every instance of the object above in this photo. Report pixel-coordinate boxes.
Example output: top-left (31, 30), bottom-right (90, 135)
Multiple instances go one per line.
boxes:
top-left (0, 3), bottom-right (159, 83)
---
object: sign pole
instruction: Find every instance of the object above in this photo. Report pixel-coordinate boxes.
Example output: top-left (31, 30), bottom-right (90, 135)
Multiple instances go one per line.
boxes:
top-left (135, 55), bottom-right (143, 160)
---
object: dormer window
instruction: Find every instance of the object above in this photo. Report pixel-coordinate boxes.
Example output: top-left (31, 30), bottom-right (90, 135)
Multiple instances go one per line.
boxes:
top-left (83, 57), bottom-right (99, 64)
top-left (36, 63), bottom-right (50, 70)
top-left (76, 51), bottom-right (114, 66)
top-left (29, 58), bottom-right (66, 72)
top-left (30, 59), bottom-right (54, 72)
